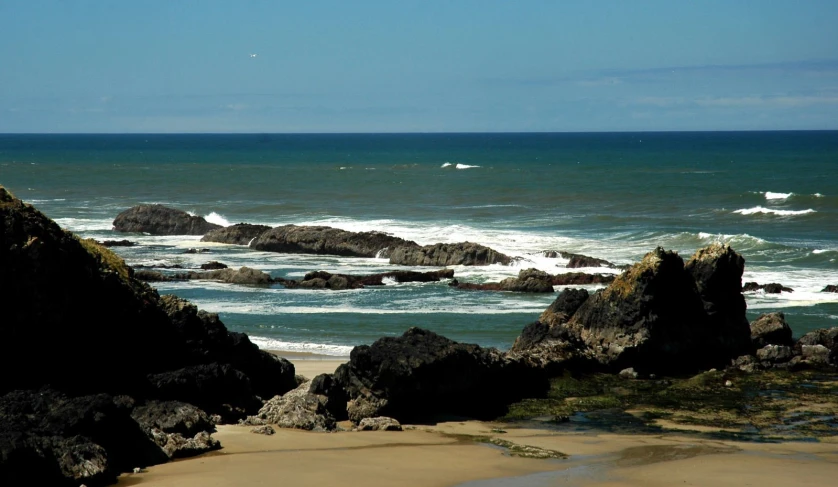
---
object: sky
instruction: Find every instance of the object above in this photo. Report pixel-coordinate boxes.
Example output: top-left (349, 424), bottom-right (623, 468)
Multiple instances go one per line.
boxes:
top-left (1, 1), bottom-right (837, 133)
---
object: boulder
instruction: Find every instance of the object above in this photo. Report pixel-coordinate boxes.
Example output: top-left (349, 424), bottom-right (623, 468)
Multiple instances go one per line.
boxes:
top-left (756, 345), bottom-right (795, 365)
top-left (242, 381), bottom-right (337, 432)
top-left (178, 266), bottom-right (274, 285)
top-left (113, 204), bottom-right (222, 235)
top-left (201, 223), bottom-right (271, 245)
top-left (250, 224), bottom-right (417, 258)
top-left (200, 261), bottom-right (228, 270)
top-left (537, 288), bottom-right (590, 327)
top-left (497, 268), bottom-right (555, 292)
top-left (282, 269), bottom-right (454, 290)
top-left (742, 282), bottom-right (794, 293)
top-left (559, 252), bottom-right (615, 268)
top-left (822, 285), bottom-right (838, 293)
top-left (794, 327), bottom-right (838, 365)
top-left (551, 273), bottom-right (615, 285)
top-left (97, 239), bottom-right (135, 247)
top-left (146, 364), bottom-right (259, 421)
top-left (358, 417), bottom-right (402, 431)
top-left (333, 328), bottom-right (545, 423)
top-left (750, 312), bottom-right (793, 348)
top-left (388, 242), bottom-right (512, 266)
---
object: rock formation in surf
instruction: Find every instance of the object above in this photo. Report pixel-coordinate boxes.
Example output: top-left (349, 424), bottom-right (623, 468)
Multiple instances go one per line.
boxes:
top-left (201, 223), bottom-right (271, 245)
top-left (250, 224), bottom-right (417, 258)
top-left (113, 204), bottom-right (222, 235)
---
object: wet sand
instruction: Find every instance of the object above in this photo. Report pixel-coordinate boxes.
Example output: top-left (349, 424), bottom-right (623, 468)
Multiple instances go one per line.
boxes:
top-left (118, 357), bottom-right (838, 487)
top-left (267, 350), bottom-right (347, 379)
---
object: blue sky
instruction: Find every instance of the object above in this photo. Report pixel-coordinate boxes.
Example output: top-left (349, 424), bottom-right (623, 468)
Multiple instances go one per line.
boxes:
top-left (1, 1), bottom-right (837, 132)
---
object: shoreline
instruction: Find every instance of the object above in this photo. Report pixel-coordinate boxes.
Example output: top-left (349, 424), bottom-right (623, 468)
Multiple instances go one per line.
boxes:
top-left (116, 357), bottom-right (838, 487)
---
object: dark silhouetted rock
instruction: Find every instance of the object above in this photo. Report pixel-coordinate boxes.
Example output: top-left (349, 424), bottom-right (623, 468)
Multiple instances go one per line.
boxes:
top-left (201, 261), bottom-right (228, 270)
top-left (113, 205), bottom-right (221, 235)
top-left (794, 327), bottom-right (838, 366)
top-left (742, 282), bottom-right (794, 293)
top-left (201, 223), bottom-right (271, 245)
top-left (537, 288), bottom-right (590, 327)
top-left (98, 239), bottom-right (135, 247)
top-left (179, 266), bottom-right (273, 285)
top-left (756, 345), bottom-right (795, 364)
top-left (822, 285), bottom-right (838, 293)
top-left (283, 269), bottom-right (454, 290)
top-left (750, 312), bottom-right (793, 349)
top-left (147, 364), bottom-right (258, 421)
top-left (184, 248), bottom-right (211, 254)
top-left (559, 252), bottom-right (615, 268)
top-left (551, 272), bottom-right (615, 285)
top-left (251, 224), bottom-right (416, 258)
top-left (333, 328), bottom-right (545, 423)
top-left (388, 242), bottom-right (511, 266)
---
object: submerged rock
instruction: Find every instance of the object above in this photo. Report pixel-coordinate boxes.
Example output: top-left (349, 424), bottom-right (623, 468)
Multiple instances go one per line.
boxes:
top-left (113, 204), bottom-right (222, 235)
top-left (201, 223), bottom-right (271, 245)
top-left (742, 282), bottom-right (794, 293)
top-left (251, 224), bottom-right (416, 258)
top-left (97, 239), bottom-right (135, 247)
top-left (559, 252), bottom-right (615, 269)
top-left (822, 285), bottom-right (838, 293)
top-left (388, 242), bottom-right (512, 266)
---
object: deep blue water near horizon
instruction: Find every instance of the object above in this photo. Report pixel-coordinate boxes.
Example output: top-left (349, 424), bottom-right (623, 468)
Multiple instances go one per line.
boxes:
top-left (2, 132), bottom-right (837, 355)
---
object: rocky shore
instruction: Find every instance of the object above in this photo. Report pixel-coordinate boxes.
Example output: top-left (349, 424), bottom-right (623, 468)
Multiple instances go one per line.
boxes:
top-left (2, 194), bottom-right (836, 486)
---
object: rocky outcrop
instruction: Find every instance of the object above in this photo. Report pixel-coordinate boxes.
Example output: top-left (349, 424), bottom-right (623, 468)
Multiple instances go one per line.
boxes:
top-left (250, 224), bottom-right (417, 258)
top-left (131, 401), bottom-right (220, 459)
top-left (511, 244), bottom-right (753, 374)
top-left (559, 252), bottom-right (615, 268)
top-left (134, 267), bottom-right (275, 285)
top-left (794, 327), bottom-right (838, 365)
top-left (113, 204), bottom-right (222, 235)
top-left (333, 328), bottom-right (545, 423)
top-left (201, 261), bottom-right (228, 270)
top-left (451, 268), bottom-right (554, 292)
top-left (388, 242), bottom-right (511, 266)
top-left (201, 223), bottom-right (271, 245)
top-left (97, 239), bottom-right (135, 247)
top-left (286, 269), bottom-right (453, 290)
top-left (822, 285), bottom-right (838, 293)
top-left (742, 282), bottom-right (794, 293)
top-left (551, 272), bottom-right (615, 285)
top-left (750, 312), bottom-right (793, 349)
top-left (0, 187), bottom-right (296, 484)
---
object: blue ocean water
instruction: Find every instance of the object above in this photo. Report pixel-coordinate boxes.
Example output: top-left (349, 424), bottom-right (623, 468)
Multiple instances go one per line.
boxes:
top-left (2, 132), bottom-right (837, 355)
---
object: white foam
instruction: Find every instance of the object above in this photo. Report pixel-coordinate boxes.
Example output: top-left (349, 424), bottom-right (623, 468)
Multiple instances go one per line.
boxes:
top-left (764, 191), bottom-right (792, 200)
top-left (733, 206), bottom-right (816, 216)
top-left (204, 211), bottom-right (232, 227)
top-left (455, 163), bottom-right (480, 169)
top-left (249, 337), bottom-right (353, 356)
top-left (440, 162), bottom-right (453, 168)
top-left (54, 217), bottom-right (115, 232)
top-left (814, 193), bottom-right (824, 198)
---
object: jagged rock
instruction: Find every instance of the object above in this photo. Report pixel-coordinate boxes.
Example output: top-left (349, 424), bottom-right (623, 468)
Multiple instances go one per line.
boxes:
top-left (146, 364), bottom-right (258, 421)
top-left (388, 242), bottom-right (511, 266)
top-left (357, 417), bottom-right (402, 431)
top-left (756, 345), bottom-right (795, 364)
top-left (513, 244), bottom-right (753, 374)
top-left (333, 328), bottom-right (545, 423)
top-left (250, 425), bottom-right (275, 435)
top-left (134, 270), bottom-right (170, 281)
top-left (97, 239), bottom-right (135, 247)
top-left (742, 282), bottom-right (794, 293)
top-left (800, 345), bottom-right (831, 366)
top-left (130, 401), bottom-right (215, 438)
top-left (151, 431), bottom-right (220, 459)
top-left (0, 389), bottom-right (167, 487)
top-left (244, 381), bottom-right (336, 432)
top-left (498, 268), bottom-right (555, 292)
top-left (750, 312), bottom-right (793, 348)
top-left (251, 224), bottom-right (416, 258)
top-left (308, 374), bottom-right (349, 421)
top-left (179, 266), bottom-right (273, 285)
top-left (542, 250), bottom-right (559, 258)
top-left (731, 354), bottom-right (759, 373)
top-left (200, 261), bottom-right (228, 270)
top-left (537, 288), bottom-right (590, 327)
top-left (113, 205), bottom-right (221, 235)
top-left (201, 223), bottom-right (271, 245)
top-left (559, 252), bottom-right (615, 268)
top-left (823, 285), bottom-right (838, 293)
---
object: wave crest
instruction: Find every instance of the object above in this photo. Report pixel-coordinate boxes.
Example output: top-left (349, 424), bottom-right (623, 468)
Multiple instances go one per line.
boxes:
top-left (733, 206), bottom-right (816, 216)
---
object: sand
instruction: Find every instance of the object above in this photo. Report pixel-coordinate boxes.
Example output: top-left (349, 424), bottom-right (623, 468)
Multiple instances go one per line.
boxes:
top-left (117, 356), bottom-right (838, 487)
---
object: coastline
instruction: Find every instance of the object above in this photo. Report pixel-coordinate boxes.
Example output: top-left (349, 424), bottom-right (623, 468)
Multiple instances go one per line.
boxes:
top-left (117, 352), bottom-right (838, 487)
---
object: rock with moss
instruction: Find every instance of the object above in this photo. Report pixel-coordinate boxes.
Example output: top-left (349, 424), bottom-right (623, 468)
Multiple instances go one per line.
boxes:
top-left (113, 204), bottom-right (222, 235)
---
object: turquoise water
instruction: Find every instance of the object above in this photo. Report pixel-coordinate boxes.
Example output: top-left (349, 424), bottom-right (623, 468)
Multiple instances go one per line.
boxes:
top-left (2, 132), bottom-right (837, 354)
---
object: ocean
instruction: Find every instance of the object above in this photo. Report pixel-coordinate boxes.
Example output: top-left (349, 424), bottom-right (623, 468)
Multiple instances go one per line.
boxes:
top-left (2, 132), bottom-right (837, 356)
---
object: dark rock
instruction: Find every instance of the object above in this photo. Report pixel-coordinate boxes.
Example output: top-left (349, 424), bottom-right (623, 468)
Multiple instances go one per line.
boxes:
top-left (795, 327), bottom-right (838, 365)
top-left (388, 242), bottom-right (512, 266)
top-left (176, 266), bottom-right (273, 285)
top-left (113, 205), bottom-right (222, 235)
top-left (0, 389), bottom-right (167, 487)
top-left (201, 223), bottom-right (271, 245)
top-left (184, 248), bottom-right (211, 254)
top-left (251, 224), bottom-right (416, 258)
top-left (498, 268), bottom-right (555, 292)
top-left (542, 250), bottom-right (559, 258)
top-left (200, 261), bottom-right (228, 270)
top-left (133, 270), bottom-right (171, 282)
top-left (282, 269), bottom-right (454, 290)
top-left (250, 425), bottom-right (275, 435)
top-left (97, 239), bottom-right (135, 247)
top-left (742, 282), bottom-right (794, 293)
top-left (130, 401), bottom-right (215, 438)
top-left (308, 374), bottom-right (349, 422)
top-left (146, 364), bottom-right (258, 421)
top-left (513, 244), bottom-right (754, 374)
top-left (538, 288), bottom-right (590, 327)
top-left (822, 285), bottom-right (838, 293)
top-left (333, 328), bottom-right (545, 423)
top-left (750, 312), bottom-right (794, 348)
top-left (559, 252), bottom-right (615, 268)
top-left (551, 272), bottom-right (616, 285)
top-left (152, 431), bottom-right (219, 459)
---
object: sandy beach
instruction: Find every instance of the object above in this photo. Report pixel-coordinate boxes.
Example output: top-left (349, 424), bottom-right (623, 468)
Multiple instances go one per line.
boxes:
top-left (116, 356), bottom-right (838, 487)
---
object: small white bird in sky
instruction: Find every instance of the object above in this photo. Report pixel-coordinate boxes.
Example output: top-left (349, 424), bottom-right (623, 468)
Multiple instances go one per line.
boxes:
top-left (250, 53), bottom-right (257, 58)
